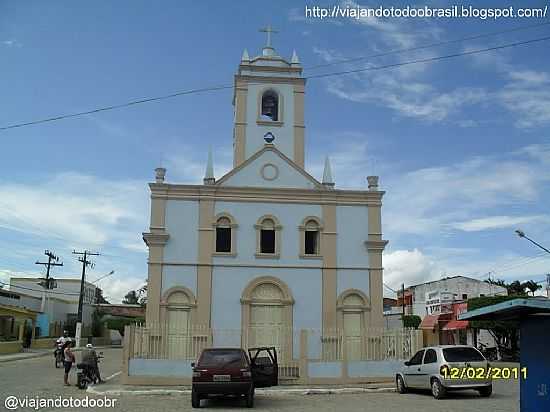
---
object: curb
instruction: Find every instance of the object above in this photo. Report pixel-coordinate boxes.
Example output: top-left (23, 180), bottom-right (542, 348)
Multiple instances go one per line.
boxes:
top-left (87, 386), bottom-right (395, 396)
top-left (0, 351), bottom-right (50, 363)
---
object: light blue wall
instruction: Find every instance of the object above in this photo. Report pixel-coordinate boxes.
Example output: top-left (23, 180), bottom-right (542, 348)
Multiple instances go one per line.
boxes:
top-left (162, 266), bottom-right (197, 297)
top-left (337, 269), bottom-right (370, 299)
top-left (220, 150), bottom-right (316, 189)
top-left (347, 360), bottom-right (405, 378)
top-left (308, 362), bottom-right (343, 378)
top-left (129, 359), bottom-right (192, 377)
top-left (164, 200), bottom-right (199, 262)
top-left (213, 202), bottom-right (321, 266)
top-left (211, 266), bottom-right (322, 358)
top-left (336, 205), bottom-right (369, 267)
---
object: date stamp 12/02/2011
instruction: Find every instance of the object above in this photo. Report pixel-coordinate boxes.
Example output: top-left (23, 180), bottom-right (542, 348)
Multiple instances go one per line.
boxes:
top-left (442, 366), bottom-right (527, 380)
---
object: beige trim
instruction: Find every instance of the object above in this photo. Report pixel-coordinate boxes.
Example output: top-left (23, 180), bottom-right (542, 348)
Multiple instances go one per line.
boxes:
top-left (159, 286), bottom-right (197, 327)
top-left (256, 87), bottom-right (284, 124)
top-left (299, 215), bottom-right (323, 258)
top-left (150, 182), bottom-right (384, 206)
top-left (144, 193), bottom-right (169, 325)
top-left (260, 163), bottom-right (279, 181)
top-left (236, 74), bottom-right (306, 86)
top-left (238, 63), bottom-right (302, 75)
top-left (254, 214), bottom-right (282, 257)
top-left (321, 204), bottom-right (337, 332)
top-left (233, 79), bottom-right (248, 167)
top-left (154, 261), bottom-right (372, 270)
top-left (215, 144), bottom-right (323, 188)
top-left (196, 199), bottom-right (214, 327)
top-left (240, 276), bottom-right (294, 361)
top-left (293, 83), bottom-right (305, 167)
top-left (336, 289), bottom-right (371, 360)
top-left (212, 212), bottom-right (238, 256)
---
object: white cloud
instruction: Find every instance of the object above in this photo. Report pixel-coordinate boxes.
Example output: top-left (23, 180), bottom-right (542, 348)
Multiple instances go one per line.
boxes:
top-left (0, 173), bottom-right (148, 250)
top-left (164, 145), bottom-right (233, 184)
top-left (383, 249), bottom-right (442, 291)
top-left (2, 39), bottom-right (22, 48)
top-left (450, 215), bottom-right (549, 232)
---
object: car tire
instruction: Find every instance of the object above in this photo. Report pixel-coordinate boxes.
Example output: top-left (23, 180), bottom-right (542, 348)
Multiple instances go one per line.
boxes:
top-left (246, 385), bottom-right (254, 408)
top-left (396, 375), bottom-right (407, 394)
top-left (478, 385), bottom-right (492, 397)
top-left (431, 378), bottom-right (446, 399)
top-left (191, 389), bottom-right (201, 408)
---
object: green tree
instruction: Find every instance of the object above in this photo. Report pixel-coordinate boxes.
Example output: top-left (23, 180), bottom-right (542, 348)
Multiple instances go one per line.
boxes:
top-left (402, 315), bottom-right (422, 329)
top-left (524, 280), bottom-right (542, 296)
top-left (122, 290), bottom-right (139, 305)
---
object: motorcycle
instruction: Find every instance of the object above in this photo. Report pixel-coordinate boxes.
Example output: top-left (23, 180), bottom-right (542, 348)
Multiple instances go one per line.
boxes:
top-left (76, 353), bottom-right (103, 390)
top-left (53, 340), bottom-right (64, 368)
top-left (478, 342), bottom-right (498, 361)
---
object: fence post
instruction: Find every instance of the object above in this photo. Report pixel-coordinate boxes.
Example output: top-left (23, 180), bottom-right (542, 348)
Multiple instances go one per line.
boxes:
top-left (121, 324), bottom-right (132, 384)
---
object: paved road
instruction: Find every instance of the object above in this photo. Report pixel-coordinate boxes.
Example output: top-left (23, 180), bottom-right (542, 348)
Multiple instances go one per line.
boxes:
top-left (0, 348), bottom-right (519, 411)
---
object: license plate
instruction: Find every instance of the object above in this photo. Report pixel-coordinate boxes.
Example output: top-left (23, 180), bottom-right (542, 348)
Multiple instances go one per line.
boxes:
top-left (213, 375), bottom-right (231, 382)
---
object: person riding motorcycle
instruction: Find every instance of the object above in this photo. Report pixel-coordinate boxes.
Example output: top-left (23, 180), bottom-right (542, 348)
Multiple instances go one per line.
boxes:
top-left (81, 343), bottom-right (103, 383)
top-left (54, 330), bottom-right (71, 366)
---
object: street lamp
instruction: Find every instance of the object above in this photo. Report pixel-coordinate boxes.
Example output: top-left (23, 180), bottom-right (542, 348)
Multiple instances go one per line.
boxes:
top-left (515, 230), bottom-right (550, 255)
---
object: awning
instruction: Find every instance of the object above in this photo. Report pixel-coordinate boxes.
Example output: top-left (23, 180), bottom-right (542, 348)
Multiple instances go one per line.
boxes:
top-left (442, 320), bottom-right (469, 330)
top-left (419, 314), bottom-right (441, 330)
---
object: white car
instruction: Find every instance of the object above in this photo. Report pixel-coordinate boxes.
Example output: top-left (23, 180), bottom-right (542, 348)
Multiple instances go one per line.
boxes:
top-left (396, 345), bottom-right (492, 399)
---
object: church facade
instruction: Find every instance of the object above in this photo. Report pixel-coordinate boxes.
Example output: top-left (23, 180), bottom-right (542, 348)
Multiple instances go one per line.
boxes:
top-left (141, 35), bottom-right (389, 364)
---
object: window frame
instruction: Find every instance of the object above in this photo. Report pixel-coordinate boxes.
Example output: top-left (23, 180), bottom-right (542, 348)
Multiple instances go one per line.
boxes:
top-left (212, 213), bottom-right (238, 257)
top-left (299, 216), bottom-right (323, 259)
top-left (257, 88), bottom-right (284, 127)
top-left (255, 215), bottom-right (282, 259)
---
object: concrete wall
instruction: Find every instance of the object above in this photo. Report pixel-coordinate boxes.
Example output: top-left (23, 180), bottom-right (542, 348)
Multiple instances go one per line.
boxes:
top-left (347, 360), bottom-right (404, 378)
top-left (163, 200), bottom-right (199, 263)
top-left (129, 359), bottom-right (192, 377)
top-left (0, 340), bottom-right (22, 354)
top-left (162, 266), bottom-right (197, 297)
top-left (336, 206), bottom-right (369, 268)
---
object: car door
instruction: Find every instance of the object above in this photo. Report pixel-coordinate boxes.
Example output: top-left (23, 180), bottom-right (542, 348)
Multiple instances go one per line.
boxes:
top-left (403, 349), bottom-right (425, 388)
top-left (419, 348), bottom-right (438, 389)
top-left (248, 347), bottom-right (278, 388)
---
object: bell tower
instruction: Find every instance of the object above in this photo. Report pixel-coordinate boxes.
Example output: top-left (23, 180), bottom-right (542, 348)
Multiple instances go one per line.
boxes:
top-left (233, 26), bottom-right (305, 168)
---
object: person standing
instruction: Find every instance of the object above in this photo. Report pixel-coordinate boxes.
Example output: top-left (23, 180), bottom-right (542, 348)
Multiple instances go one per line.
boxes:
top-left (63, 341), bottom-right (75, 386)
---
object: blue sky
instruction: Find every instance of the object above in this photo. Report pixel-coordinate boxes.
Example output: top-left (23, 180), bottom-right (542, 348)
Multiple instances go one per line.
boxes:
top-left (2, 0), bottom-right (550, 302)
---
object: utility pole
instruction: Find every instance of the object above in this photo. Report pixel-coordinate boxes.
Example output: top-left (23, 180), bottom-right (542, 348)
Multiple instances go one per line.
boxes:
top-left (73, 249), bottom-right (99, 347)
top-left (401, 283), bottom-right (406, 317)
top-left (547, 274), bottom-right (550, 298)
top-left (35, 250), bottom-right (63, 313)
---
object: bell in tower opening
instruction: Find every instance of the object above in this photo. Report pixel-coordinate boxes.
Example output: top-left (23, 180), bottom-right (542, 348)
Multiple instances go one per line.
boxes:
top-left (261, 90), bottom-right (279, 121)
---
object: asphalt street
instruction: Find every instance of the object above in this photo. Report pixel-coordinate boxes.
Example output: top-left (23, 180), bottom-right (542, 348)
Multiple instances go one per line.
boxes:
top-left (0, 348), bottom-right (520, 412)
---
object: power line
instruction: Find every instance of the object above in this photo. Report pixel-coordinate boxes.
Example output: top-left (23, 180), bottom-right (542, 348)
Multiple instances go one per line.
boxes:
top-left (304, 21), bottom-right (550, 71)
top-left (0, 280), bottom-right (80, 296)
top-left (2, 34), bottom-right (550, 131)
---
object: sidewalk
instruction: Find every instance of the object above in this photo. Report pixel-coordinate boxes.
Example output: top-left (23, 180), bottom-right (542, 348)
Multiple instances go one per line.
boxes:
top-left (87, 374), bottom-right (395, 396)
top-left (0, 345), bottom-right (121, 363)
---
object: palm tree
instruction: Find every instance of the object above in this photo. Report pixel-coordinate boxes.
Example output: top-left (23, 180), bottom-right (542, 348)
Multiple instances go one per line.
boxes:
top-left (524, 280), bottom-right (542, 296)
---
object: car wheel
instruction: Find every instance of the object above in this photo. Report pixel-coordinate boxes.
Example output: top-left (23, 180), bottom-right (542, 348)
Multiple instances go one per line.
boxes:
top-left (246, 385), bottom-right (254, 408)
top-left (431, 378), bottom-right (446, 399)
top-left (396, 375), bottom-right (407, 394)
top-left (478, 385), bottom-right (492, 397)
top-left (191, 389), bottom-right (201, 408)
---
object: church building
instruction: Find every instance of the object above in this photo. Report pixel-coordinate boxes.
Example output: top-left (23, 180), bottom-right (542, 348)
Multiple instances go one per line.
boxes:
top-left (142, 29), bottom-right (389, 363)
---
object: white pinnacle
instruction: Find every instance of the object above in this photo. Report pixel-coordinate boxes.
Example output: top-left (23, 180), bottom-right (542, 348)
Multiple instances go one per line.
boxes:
top-left (204, 147), bottom-right (215, 184)
top-left (241, 49), bottom-right (250, 62)
top-left (322, 156), bottom-right (334, 187)
top-left (291, 50), bottom-right (300, 64)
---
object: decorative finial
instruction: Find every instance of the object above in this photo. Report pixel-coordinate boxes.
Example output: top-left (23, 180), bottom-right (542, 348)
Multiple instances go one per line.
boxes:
top-left (203, 148), bottom-right (215, 185)
top-left (291, 50), bottom-right (300, 65)
top-left (367, 176), bottom-right (379, 191)
top-left (241, 49), bottom-right (250, 62)
top-left (264, 132), bottom-right (275, 144)
top-left (155, 167), bottom-right (166, 184)
top-left (322, 156), bottom-right (335, 188)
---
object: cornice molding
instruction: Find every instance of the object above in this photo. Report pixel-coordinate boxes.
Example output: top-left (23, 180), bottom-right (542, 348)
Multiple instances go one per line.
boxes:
top-left (142, 232), bottom-right (169, 247)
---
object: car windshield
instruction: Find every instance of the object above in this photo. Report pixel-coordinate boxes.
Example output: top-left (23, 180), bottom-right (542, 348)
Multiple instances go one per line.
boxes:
top-left (443, 347), bottom-right (485, 362)
top-left (199, 350), bottom-right (246, 367)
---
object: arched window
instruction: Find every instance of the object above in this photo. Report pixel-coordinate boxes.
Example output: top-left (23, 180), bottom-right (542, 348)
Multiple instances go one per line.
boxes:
top-left (260, 90), bottom-right (279, 121)
top-left (213, 213), bottom-right (238, 256)
top-left (299, 216), bottom-right (323, 258)
top-left (255, 215), bottom-right (282, 258)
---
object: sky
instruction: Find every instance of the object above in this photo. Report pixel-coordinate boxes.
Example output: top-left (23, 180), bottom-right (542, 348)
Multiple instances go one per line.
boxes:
top-left (1, 0), bottom-right (550, 303)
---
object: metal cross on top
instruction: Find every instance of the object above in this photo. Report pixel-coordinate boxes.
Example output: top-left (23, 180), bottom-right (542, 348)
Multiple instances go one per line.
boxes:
top-left (259, 24), bottom-right (278, 48)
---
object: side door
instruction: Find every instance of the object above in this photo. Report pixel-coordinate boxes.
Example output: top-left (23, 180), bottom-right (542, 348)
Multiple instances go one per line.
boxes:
top-left (248, 347), bottom-right (278, 388)
top-left (419, 348), bottom-right (438, 389)
top-left (403, 349), bottom-right (425, 388)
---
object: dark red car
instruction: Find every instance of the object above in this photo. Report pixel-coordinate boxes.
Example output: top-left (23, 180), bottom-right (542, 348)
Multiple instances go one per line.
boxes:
top-left (191, 347), bottom-right (278, 408)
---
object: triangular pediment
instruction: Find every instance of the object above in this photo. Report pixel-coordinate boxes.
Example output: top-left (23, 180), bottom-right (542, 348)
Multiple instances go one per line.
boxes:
top-left (216, 145), bottom-right (322, 189)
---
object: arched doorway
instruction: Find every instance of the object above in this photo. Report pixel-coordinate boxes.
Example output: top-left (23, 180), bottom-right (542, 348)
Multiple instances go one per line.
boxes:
top-left (337, 289), bottom-right (370, 361)
top-left (241, 277), bottom-right (294, 360)
top-left (161, 287), bottom-right (196, 359)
